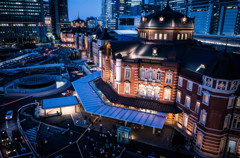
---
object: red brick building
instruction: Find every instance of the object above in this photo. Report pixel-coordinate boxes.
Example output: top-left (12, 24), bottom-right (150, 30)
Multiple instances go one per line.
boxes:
top-left (99, 4), bottom-right (240, 158)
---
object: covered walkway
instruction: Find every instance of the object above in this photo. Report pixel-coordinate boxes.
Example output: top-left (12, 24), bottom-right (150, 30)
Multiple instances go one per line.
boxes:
top-left (72, 72), bottom-right (167, 129)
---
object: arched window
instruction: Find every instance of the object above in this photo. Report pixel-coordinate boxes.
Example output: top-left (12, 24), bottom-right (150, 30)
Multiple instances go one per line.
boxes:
top-left (154, 87), bottom-right (160, 98)
top-left (156, 71), bottom-right (161, 82)
top-left (148, 71), bottom-right (153, 81)
top-left (164, 87), bottom-right (171, 100)
top-left (138, 84), bottom-right (146, 96)
top-left (146, 85), bottom-right (154, 98)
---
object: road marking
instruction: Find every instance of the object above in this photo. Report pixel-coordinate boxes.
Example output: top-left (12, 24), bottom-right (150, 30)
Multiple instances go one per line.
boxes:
top-left (6, 120), bottom-right (8, 128)
top-left (19, 119), bottom-right (26, 123)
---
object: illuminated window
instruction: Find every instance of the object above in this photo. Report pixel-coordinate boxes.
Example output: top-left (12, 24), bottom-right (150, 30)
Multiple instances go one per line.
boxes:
top-left (154, 86), bottom-right (160, 98)
top-left (195, 101), bottom-right (200, 114)
top-left (228, 97), bottom-right (235, 108)
top-left (200, 109), bottom-right (207, 125)
top-left (124, 82), bottom-right (130, 94)
top-left (231, 81), bottom-right (238, 90)
top-left (196, 132), bottom-right (203, 148)
top-left (178, 77), bottom-right (183, 87)
top-left (181, 34), bottom-right (184, 40)
top-left (177, 34), bottom-right (180, 40)
top-left (183, 113), bottom-right (188, 128)
top-left (148, 71), bottom-right (153, 81)
top-left (176, 90), bottom-right (181, 103)
top-left (140, 69), bottom-right (145, 80)
top-left (227, 140), bottom-right (237, 154)
top-left (185, 95), bottom-right (191, 108)
top-left (159, 33), bottom-right (162, 39)
top-left (202, 92), bottom-right (210, 105)
top-left (164, 87), bottom-right (171, 100)
top-left (232, 115), bottom-right (240, 129)
top-left (164, 34), bottom-right (167, 40)
top-left (154, 33), bottom-right (158, 39)
top-left (185, 34), bottom-right (188, 40)
top-left (236, 97), bottom-right (240, 108)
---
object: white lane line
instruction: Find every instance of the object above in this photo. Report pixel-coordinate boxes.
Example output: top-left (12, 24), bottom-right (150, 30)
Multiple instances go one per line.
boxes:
top-left (6, 120), bottom-right (8, 128)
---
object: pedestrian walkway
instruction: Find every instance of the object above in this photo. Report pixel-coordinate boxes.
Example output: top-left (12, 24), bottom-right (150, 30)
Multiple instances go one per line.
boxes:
top-left (24, 126), bottom-right (38, 144)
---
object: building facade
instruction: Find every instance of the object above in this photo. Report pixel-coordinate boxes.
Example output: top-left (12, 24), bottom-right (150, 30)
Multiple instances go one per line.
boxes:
top-left (43, 0), bottom-right (52, 38)
top-left (99, 4), bottom-right (240, 158)
top-left (49, 0), bottom-right (69, 37)
top-left (0, 0), bottom-right (46, 43)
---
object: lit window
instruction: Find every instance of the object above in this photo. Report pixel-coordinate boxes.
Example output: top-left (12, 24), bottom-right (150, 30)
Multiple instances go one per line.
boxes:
top-left (200, 109), bottom-right (207, 125)
top-left (138, 84), bottom-right (146, 96)
top-left (236, 97), bottom-right (240, 108)
top-left (178, 77), bottom-right (183, 87)
top-left (217, 81), bottom-right (227, 90)
top-left (159, 33), bottom-right (162, 39)
top-left (196, 132), bottom-right (203, 148)
top-left (124, 82), bottom-right (130, 94)
top-left (164, 87), bottom-right (171, 100)
top-left (228, 97), bottom-right (235, 108)
top-left (187, 80), bottom-right (193, 91)
top-left (154, 86), bottom-right (160, 98)
top-left (192, 123), bottom-right (197, 134)
top-left (177, 34), bottom-right (180, 40)
top-left (125, 68), bottom-right (130, 78)
top-left (185, 95), bottom-right (191, 108)
top-left (154, 33), bottom-right (158, 40)
top-left (181, 34), bottom-right (184, 40)
top-left (176, 91), bottom-right (181, 103)
top-left (227, 140), bottom-right (237, 154)
top-left (204, 77), bottom-right (212, 87)
top-left (185, 34), bottom-right (188, 40)
top-left (165, 72), bottom-right (172, 84)
top-left (223, 115), bottom-right (231, 129)
top-left (183, 113), bottom-right (188, 128)
top-left (156, 71), bottom-right (161, 82)
top-left (146, 85), bottom-right (153, 97)
top-left (195, 101), bottom-right (200, 114)
top-left (164, 34), bottom-right (167, 40)
top-left (219, 138), bottom-right (226, 153)
top-left (202, 92), bottom-right (210, 105)
top-left (197, 86), bottom-right (202, 95)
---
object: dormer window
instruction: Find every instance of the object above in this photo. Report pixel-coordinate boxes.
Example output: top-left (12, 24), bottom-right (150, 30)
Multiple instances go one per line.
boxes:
top-left (159, 16), bottom-right (164, 22)
top-left (152, 48), bottom-right (157, 56)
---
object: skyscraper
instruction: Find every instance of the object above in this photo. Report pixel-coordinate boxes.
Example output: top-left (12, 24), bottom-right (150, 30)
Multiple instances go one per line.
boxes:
top-left (102, 0), bottom-right (132, 30)
top-left (49, 0), bottom-right (69, 37)
top-left (188, 0), bottom-right (240, 36)
top-left (43, 1), bottom-right (52, 37)
top-left (0, 0), bottom-right (46, 43)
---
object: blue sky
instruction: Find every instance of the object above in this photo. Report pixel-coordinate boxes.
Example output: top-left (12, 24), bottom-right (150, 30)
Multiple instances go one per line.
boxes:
top-left (68, 0), bottom-right (101, 21)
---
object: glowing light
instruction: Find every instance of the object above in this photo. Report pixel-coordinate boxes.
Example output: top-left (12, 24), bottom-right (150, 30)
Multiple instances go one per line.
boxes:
top-left (159, 17), bottom-right (164, 22)
top-left (182, 17), bottom-right (187, 23)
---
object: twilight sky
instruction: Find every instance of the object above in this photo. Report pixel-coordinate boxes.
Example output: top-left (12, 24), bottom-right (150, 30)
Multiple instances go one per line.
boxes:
top-left (68, 0), bottom-right (102, 21)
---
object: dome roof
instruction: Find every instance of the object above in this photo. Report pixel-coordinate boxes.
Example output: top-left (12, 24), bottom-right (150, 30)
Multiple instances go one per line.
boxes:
top-left (138, 5), bottom-right (194, 29)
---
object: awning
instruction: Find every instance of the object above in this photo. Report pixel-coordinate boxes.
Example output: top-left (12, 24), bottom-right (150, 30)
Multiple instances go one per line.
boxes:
top-left (72, 72), bottom-right (167, 129)
top-left (42, 96), bottom-right (79, 109)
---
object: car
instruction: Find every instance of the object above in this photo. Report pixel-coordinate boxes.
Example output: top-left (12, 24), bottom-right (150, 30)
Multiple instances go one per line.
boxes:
top-left (5, 110), bottom-right (13, 120)
top-left (62, 90), bottom-right (73, 96)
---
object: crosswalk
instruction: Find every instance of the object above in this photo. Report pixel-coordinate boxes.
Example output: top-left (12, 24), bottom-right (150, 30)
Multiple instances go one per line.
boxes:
top-left (24, 126), bottom-right (38, 144)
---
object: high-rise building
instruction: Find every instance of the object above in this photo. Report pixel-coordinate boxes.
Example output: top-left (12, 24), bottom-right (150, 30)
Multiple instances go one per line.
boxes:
top-left (0, 0), bottom-right (46, 43)
top-left (43, 1), bottom-right (52, 38)
top-left (102, 0), bottom-right (132, 30)
top-left (49, 0), bottom-right (69, 37)
top-left (188, 0), bottom-right (240, 36)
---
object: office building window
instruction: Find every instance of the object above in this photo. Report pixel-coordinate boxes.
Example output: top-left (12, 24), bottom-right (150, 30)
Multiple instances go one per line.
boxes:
top-left (159, 33), bottom-right (162, 39)
top-left (177, 34), bottom-right (180, 40)
top-left (164, 34), bottom-right (167, 40)
top-left (154, 33), bottom-right (158, 39)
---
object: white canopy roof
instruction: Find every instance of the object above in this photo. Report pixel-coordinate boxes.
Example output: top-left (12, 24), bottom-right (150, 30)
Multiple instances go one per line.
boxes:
top-left (72, 72), bottom-right (167, 129)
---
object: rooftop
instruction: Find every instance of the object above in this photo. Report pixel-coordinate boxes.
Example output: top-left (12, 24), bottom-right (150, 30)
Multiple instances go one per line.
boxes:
top-left (42, 96), bottom-right (79, 109)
